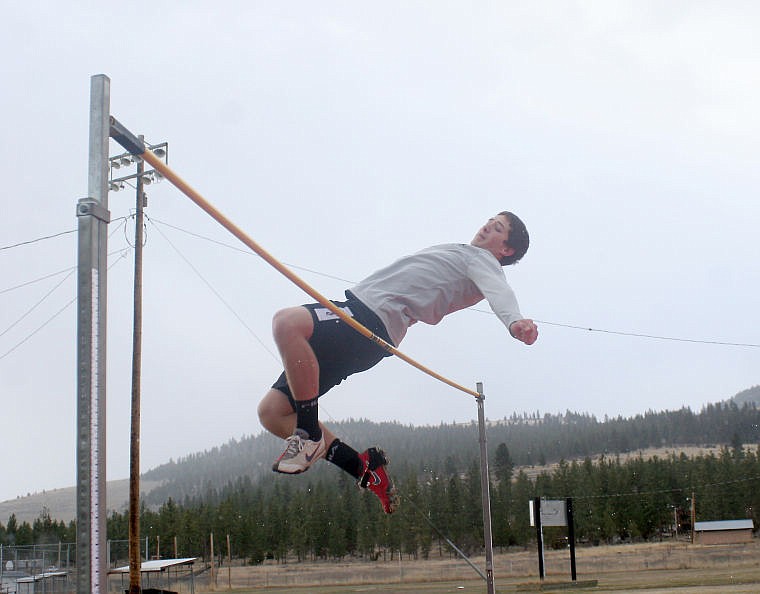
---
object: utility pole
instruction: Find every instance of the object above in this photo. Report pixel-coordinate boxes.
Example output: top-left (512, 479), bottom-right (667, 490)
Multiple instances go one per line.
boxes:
top-left (104, 135), bottom-right (169, 594)
top-left (106, 130), bottom-right (167, 594)
top-left (129, 140), bottom-right (146, 593)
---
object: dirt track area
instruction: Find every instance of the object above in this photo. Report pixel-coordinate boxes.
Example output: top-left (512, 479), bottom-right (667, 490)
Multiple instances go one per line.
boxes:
top-left (189, 539), bottom-right (760, 593)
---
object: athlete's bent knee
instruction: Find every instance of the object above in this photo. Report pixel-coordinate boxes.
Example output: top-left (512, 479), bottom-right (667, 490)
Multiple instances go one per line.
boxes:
top-left (257, 390), bottom-right (295, 439)
top-left (256, 398), bottom-right (270, 425)
top-left (257, 396), bottom-right (281, 433)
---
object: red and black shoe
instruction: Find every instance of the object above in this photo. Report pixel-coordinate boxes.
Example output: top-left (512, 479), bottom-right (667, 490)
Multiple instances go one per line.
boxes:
top-left (358, 447), bottom-right (399, 514)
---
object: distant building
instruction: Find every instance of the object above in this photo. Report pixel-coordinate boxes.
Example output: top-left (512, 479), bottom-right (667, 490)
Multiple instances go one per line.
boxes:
top-left (2, 570), bottom-right (29, 594)
top-left (108, 557), bottom-right (197, 593)
top-left (693, 519), bottom-right (754, 545)
top-left (15, 570), bottom-right (69, 593)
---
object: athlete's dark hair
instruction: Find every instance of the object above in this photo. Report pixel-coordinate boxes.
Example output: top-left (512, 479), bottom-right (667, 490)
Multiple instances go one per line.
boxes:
top-left (498, 211), bottom-right (529, 266)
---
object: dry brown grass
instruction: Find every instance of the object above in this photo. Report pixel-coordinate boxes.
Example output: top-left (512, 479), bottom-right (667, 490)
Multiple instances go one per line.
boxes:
top-left (517, 445), bottom-right (740, 481)
top-left (188, 539), bottom-right (760, 593)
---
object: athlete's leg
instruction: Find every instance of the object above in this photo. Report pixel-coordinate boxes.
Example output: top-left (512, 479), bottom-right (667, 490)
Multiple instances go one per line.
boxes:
top-left (258, 390), bottom-right (397, 512)
top-left (271, 306), bottom-right (318, 401)
top-left (267, 306), bottom-right (326, 472)
top-left (272, 306), bottom-right (323, 438)
top-left (262, 300), bottom-right (397, 506)
top-left (257, 388), bottom-right (336, 444)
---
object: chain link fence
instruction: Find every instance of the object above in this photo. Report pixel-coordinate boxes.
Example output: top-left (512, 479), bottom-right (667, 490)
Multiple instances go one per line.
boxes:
top-left (0, 543), bottom-right (74, 593)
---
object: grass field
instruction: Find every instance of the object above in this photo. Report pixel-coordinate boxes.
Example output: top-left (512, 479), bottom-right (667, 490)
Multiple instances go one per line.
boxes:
top-left (186, 539), bottom-right (760, 593)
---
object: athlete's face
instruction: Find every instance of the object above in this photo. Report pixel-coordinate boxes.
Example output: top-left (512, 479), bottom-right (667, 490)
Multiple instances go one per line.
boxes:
top-left (471, 214), bottom-right (516, 262)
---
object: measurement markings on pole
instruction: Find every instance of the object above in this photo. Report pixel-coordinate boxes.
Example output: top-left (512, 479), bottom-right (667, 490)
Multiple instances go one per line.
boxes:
top-left (90, 268), bottom-right (101, 593)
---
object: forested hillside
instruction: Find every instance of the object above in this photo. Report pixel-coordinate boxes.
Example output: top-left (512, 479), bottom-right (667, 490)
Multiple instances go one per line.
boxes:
top-left (141, 398), bottom-right (760, 506)
top-left (4, 396), bottom-right (760, 560)
top-left (731, 385), bottom-right (760, 407)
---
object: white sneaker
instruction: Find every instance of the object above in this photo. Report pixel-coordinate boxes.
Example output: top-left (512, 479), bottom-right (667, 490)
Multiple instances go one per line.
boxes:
top-left (272, 429), bottom-right (326, 474)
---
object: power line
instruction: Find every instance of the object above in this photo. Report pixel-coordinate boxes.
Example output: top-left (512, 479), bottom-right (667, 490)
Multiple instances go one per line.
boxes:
top-left (0, 216), bottom-right (131, 253)
top-left (140, 218), bottom-right (353, 420)
top-left (0, 217), bottom-right (133, 297)
top-left (0, 269), bottom-right (75, 339)
top-left (0, 219), bottom-right (134, 361)
top-left (531, 319), bottom-right (760, 349)
top-left (148, 218), bottom-right (760, 350)
top-left (1, 266), bottom-right (76, 296)
top-left (568, 473), bottom-right (760, 501)
top-left (0, 296), bottom-right (79, 362)
top-left (148, 217), bottom-right (354, 284)
top-left (0, 244), bottom-right (138, 297)
top-left (9, 218), bottom-right (755, 351)
top-left (0, 248), bottom-right (132, 361)
top-left (120, 216), bottom-right (347, 421)
top-left (146, 217), bottom-right (280, 362)
top-left (0, 229), bottom-right (76, 251)
top-left (573, 486), bottom-right (685, 501)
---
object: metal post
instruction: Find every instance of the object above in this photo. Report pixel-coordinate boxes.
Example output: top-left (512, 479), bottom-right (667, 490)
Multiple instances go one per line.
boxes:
top-left (533, 497), bottom-right (545, 580)
top-left (566, 497), bottom-right (577, 581)
top-left (691, 491), bottom-right (696, 543)
top-left (77, 73), bottom-right (111, 594)
top-left (41, 549), bottom-right (46, 594)
top-left (210, 532), bottom-right (215, 588)
top-left (475, 382), bottom-right (496, 594)
top-left (227, 534), bottom-right (232, 589)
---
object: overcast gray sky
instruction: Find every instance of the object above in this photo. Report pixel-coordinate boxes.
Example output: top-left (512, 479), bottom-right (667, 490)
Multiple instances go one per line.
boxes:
top-left (1, 2), bottom-right (758, 504)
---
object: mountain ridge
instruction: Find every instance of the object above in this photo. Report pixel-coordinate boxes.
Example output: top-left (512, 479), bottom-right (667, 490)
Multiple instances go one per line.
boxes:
top-left (3, 388), bottom-right (758, 524)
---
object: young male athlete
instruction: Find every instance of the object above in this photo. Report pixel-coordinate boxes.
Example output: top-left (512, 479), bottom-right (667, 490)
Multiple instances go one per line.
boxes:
top-left (257, 212), bottom-right (538, 514)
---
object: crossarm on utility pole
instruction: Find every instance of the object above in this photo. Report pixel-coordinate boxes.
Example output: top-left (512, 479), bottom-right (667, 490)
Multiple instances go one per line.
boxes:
top-left (109, 117), bottom-right (145, 156)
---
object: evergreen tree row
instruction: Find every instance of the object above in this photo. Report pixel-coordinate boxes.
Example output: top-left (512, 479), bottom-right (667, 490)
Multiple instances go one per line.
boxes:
top-left (58, 445), bottom-right (760, 563)
top-left (140, 399), bottom-right (760, 507)
top-left (5, 395), bottom-right (760, 560)
top-left (0, 508), bottom-right (75, 547)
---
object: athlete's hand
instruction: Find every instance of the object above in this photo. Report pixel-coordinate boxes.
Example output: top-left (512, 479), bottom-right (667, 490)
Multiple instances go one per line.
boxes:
top-left (510, 319), bottom-right (538, 345)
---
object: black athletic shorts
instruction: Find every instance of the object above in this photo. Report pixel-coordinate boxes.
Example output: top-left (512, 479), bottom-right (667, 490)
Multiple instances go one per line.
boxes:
top-left (272, 290), bottom-right (394, 411)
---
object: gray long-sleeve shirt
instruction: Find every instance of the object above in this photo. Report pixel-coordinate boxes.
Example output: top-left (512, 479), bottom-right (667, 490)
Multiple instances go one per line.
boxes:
top-left (350, 243), bottom-right (523, 346)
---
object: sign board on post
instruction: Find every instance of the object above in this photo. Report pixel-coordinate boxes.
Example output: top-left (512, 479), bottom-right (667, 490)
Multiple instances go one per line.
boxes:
top-left (529, 499), bottom-right (567, 527)
top-left (528, 498), bottom-right (577, 582)
top-left (541, 499), bottom-right (568, 527)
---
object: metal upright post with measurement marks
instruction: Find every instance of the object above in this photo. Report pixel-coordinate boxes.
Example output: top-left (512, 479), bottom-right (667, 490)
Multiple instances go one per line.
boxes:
top-left (77, 73), bottom-right (111, 594)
